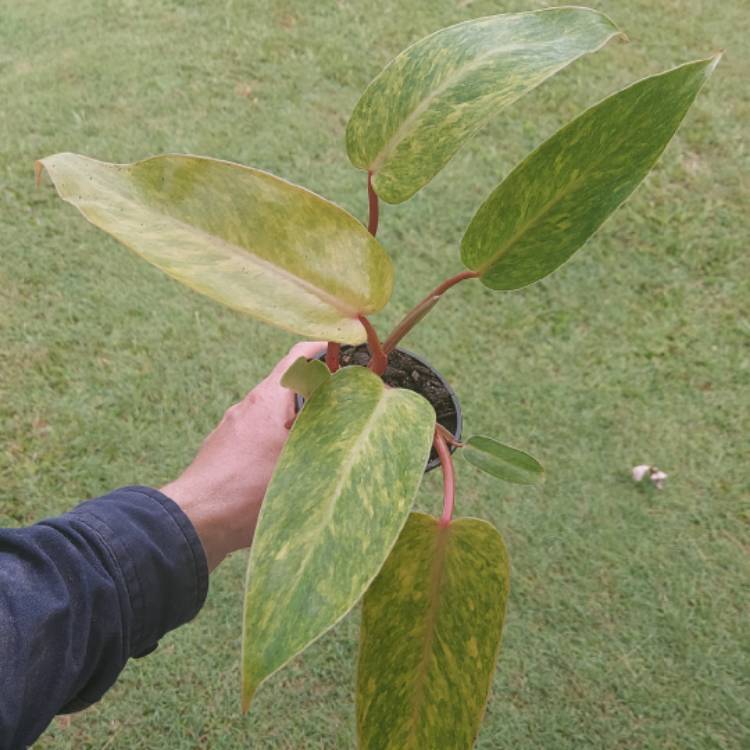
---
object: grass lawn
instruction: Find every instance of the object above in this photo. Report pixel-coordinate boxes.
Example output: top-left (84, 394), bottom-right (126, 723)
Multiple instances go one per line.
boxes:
top-left (1, 0), bottom-right (748, 747)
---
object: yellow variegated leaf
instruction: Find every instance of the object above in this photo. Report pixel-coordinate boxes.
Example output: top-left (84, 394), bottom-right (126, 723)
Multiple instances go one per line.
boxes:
top-left (461, 56), bottom-right (720, 289)
top-left (357, 512), bottom-right (510, 749)
top-left (38, 153), bottom-right (394, 343)
top-left (347, 7), bottom-right (622, 203)
top-left (242, 367), bottom-right (435, 712)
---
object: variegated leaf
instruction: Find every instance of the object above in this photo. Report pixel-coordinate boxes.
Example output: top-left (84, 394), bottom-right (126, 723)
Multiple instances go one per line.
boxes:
top-left (281, 356), bottom-right (330, 400)
top-left (242, 366), bottom-right (435, 711)
top-left (357, 512), bottom-right (510, 749)
top-left (463, 435), bottom-right (544, 485)
top-left (461, 56), bottom-right (720, 289)
top-left (346, 7), bottom-right (622, 203)
top-left (37, 153), bottom-right (393, 343)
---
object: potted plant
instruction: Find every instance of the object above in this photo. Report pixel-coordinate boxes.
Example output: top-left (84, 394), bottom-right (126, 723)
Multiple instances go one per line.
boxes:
top-left (37, 7), bottom-right (718, 747)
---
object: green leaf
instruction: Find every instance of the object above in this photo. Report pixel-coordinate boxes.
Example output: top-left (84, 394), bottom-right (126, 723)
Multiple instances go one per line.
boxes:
top-left (463, 435), bottom-right (544, 485)
top-left (37, 153), bottom-right (393, 343)
top-left (280, 356), bottom-right (330, 400)
top-left (346, 7), bottom-right (622, 204)
top-left (357, 512), bottom-right (509, 749)
top-left (461, 56), bottom-right (720, 290)
top-left (242, 366), bottom-right (435, 712)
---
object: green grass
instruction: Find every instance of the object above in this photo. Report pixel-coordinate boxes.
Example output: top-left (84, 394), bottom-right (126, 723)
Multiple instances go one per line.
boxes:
top-left (1, 0), bottom-right (748, 747)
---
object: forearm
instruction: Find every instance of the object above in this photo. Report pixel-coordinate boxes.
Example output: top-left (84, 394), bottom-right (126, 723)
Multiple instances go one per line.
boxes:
top-left (0, 341), bottom-right (321, 747)
top-left (0, 487), bottom-right (207, 749)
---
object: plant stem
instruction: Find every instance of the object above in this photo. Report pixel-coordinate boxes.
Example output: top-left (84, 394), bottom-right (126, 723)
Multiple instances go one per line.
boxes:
top-left (435, 422), bottom-right (464, 448)
top-left (325, 341), bottom-right (341, 373)
top-left (324, 175), bottom-right (379, 374)
top-left (434, 429), bottom-right (455, 526)
top-left (367, 171), bottom-right (379, 236)
top-left (383, 270), bottom-right (479, 354)
top-left (357, 314), bottom-right (388, 376)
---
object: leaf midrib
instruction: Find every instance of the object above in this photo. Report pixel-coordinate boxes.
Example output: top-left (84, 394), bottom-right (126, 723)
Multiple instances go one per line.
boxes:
top-left (369, 45), bottom-right (516, 174)
top-left (474, 175), bottom-right (585, 276)
top-left (87, 190), bottom-right (361, 318)
top-left (405, 520), bottom-right (451, 744)
top-left (278, 385), bottom-right (393, 622)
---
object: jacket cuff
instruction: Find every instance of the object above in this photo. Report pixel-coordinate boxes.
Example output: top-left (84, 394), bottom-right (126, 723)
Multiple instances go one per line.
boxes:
top-left (67, 486), bottom-right (209, 656)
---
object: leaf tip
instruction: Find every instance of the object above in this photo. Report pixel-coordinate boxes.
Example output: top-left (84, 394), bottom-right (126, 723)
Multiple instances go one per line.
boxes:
top-left (241, 683), bottom-right (256, 715)
top-left (586, 7), bottom-right (626, 43)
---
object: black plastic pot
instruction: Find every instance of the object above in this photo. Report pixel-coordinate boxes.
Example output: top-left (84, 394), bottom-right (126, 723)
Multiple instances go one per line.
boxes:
top-left (294, 344), bottom-right (462, 473)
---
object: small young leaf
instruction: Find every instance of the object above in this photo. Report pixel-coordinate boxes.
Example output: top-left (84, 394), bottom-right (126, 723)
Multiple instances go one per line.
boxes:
top-left (461, 56), bottom-right (720, 290)
top-left (242, 367), bottom-right (435, 712)
top-left (463, 436), bottom-right (544, 485)
top-left (37, 153), bottom-right (394, 343)
top-left (280, 356), bottom-right (330, 400)
top-left (357, 512), bottom-right (510, 749)
top-left (346, 7), bottom-right (622, 203)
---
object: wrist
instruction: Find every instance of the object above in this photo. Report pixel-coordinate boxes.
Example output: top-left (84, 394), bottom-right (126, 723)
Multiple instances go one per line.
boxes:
top-left (160, 477), bottom-right (265, 573)
top-left (160, 479), bottom-right (229, 572)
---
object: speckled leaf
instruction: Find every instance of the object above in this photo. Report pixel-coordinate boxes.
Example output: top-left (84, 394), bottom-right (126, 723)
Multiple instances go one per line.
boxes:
top-left (242, 367), bottom-right (435, 712)
top-left (463, 435), bottom-right (544, 485)
top-left (357, 512), bottom-right (509, 749)
top-left (37, 153), bottom-right (393, 343)
top-left (462, 56), bottom-right (720, 289)
top-left (281, 356), bottom-right (330, 400)
top-left (346, 7), bottom-right (621, 203)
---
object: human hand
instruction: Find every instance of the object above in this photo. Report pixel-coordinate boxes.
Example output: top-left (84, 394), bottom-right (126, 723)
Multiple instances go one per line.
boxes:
top-left (161, 341), bottom-right (324, 571)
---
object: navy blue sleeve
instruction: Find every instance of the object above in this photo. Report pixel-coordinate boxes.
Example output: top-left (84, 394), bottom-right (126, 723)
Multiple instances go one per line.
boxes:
top-left (0, 486), bottom-right (209, 749)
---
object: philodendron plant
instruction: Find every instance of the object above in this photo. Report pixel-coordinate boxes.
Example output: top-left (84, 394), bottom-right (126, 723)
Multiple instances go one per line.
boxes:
top-left (37, 7), bottom-right (718, 747)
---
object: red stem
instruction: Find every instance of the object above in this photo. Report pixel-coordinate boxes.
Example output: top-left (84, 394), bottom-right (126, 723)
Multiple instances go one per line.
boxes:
top-left (383, 270), bottom-right (479, 354)
top-left (434, 429), bottom-right (455, 526)
top-left (324, 174), bottom-right (379, 373)
top-left (325, 341), bottom-right (341, 373)
top-left (358, 314), bottom-right (388, 376)
top-left (367, 172), bottom-right (379, 236)
top-left (326, 172), bottom-right (378, 374)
